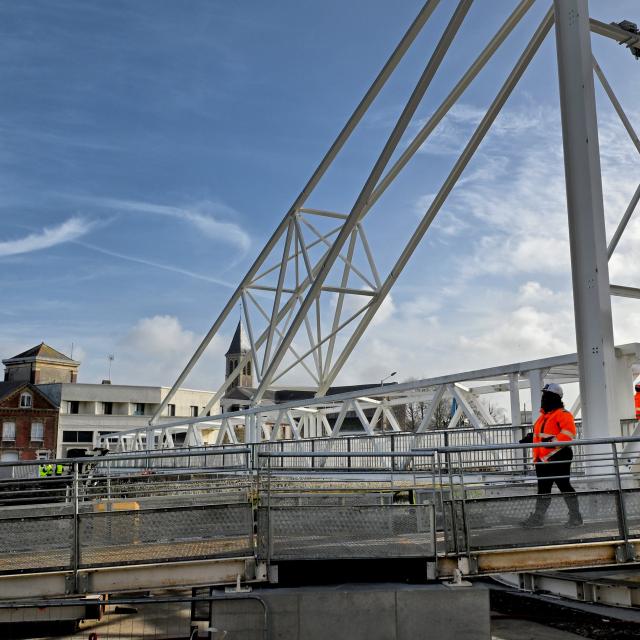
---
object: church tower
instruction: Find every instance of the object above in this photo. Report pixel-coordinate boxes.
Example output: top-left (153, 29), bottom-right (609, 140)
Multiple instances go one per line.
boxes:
top-left (225, 321), bottom-right (253, 388)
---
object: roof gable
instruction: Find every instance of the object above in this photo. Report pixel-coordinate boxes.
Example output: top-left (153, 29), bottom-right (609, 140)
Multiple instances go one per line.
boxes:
top-left (0, 381), bottom-right (59, 408)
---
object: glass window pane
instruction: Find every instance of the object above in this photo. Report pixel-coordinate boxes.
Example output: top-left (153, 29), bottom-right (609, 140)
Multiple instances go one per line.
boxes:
top-left (31, 422), bottom-right (44, 441)
top-left (2, 422), bottom-right (16, 440)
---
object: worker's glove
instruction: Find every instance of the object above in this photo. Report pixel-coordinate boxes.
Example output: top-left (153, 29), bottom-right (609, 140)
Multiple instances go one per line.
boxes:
top-left (518, 432), bottom-right (533, 444)
top-left (541, 435), bottom-right (554, 442)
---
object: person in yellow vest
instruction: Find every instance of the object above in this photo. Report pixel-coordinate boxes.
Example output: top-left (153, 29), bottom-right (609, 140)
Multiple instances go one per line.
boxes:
top-left (521, 383), bottom-right (583, 528)
top-left (38, 463), bottom-right (53, 478)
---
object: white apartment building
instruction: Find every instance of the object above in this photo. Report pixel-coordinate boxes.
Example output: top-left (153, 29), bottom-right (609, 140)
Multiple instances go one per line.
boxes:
top-left (37, 382), bottom-right (219, 457)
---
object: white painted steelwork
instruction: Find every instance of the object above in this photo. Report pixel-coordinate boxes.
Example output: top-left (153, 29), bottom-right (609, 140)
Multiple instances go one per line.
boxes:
top-left (103, 344), bottom-right (640, 452)
top-left (148, 3), bottom-right (640, 450)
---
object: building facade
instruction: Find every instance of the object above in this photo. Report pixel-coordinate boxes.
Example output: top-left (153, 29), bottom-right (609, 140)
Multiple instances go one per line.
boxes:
top-left (0, 381), bottom-right (59, 461)
top-left (38, 383), bottom-right (220, 457)
top-left (2, 342), bottom-right (220, 457)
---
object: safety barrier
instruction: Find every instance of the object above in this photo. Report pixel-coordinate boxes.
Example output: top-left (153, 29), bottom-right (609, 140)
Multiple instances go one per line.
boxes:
top-left (0, 434), bottom-right (639, 595)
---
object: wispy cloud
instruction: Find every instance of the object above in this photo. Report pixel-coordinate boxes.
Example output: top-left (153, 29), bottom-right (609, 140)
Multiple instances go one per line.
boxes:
top-left (76, 240), bottom-right (237, 288)
top-left (70, 196), bottom-right (251, 253)
top-left (0, 216), bottom-right (94, 257)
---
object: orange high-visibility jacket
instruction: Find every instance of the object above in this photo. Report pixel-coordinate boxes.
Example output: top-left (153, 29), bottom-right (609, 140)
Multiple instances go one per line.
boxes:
top-left (533, 407), bottom-right (576, 463)
top-left (635, 392), bottom-right (640, 420)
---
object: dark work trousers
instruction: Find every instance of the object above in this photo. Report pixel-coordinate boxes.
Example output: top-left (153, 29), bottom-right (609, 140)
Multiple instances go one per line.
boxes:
top-left (533, 447), bottom-right (581, 518)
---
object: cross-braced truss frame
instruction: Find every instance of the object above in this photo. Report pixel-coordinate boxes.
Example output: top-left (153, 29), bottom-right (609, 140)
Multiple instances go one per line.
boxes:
top-left (112, 342), bottom-right (640, 453)
top-left (151, 1), bottom-right (640, 429)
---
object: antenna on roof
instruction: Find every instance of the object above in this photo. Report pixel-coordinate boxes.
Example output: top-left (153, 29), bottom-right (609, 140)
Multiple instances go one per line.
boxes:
top-left (107, 354), bottom-right (114, 381)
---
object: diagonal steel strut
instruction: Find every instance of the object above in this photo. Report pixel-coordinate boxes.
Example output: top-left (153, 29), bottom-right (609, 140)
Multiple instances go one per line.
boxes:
top-left (253, 0), bottom-right (474, 402)
top-left (319, 9), bottom-right (555, 395)
top-left (150, 0), bottom-right (441, 424)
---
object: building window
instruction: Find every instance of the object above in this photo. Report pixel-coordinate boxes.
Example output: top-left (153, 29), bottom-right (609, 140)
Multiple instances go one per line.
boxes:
top-left (2, 422), bottom-right (16, 441)
top-left (19, 392), bottom-right (33, 408)
top-left (67, 401), bottom-right (79, 414)
top-left (0, 451), bottom-right (18, 462)
top-left (31, 422), bottom-right (44, 442)
top-left (190, 406), bottom-right (199, 417)
top-left (167, 404), bottom-right (176, 417)
top-left (62, 430), bottom-right (93, 443)
top-left (133, 403), bottom-right (145, 416)
top-left (103, 402), bottom-right (113, 415)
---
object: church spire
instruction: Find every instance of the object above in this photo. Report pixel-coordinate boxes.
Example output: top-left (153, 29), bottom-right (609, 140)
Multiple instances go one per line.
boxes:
top-left (225, 321), bottom-right (253, 388)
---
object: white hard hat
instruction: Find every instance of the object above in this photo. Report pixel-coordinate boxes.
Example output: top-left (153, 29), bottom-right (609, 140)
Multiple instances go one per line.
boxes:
top-left (542, 382), bottom-right (563, 398)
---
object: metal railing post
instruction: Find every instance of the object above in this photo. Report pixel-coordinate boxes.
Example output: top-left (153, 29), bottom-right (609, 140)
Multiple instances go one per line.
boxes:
top-left (456, 451), bottom-right (471, 555)
top-left (444, 451), bottom-right (460, 555)
top-left (611, 442), bottom-right (633, 560)
top-left (391, 434), bottom-right (396, 472)
top-left (267, 455), bottom-right (273, 567)
top-left (70, 461), bottom-right (80, 594)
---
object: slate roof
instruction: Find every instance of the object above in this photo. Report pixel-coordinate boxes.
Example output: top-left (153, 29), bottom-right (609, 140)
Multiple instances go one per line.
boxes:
top-left (0, 381), bottom-right (59, 408)
top-left (224, 386), bottom-right (275, 402)
top-left (224, 383), bottom-right (388, 404)
top-left (3, 342), bottom-right (79, 365)
top-left (0, 381), bottom-right (28, 403)
top-left (225, 321), bottom-right (251, 356)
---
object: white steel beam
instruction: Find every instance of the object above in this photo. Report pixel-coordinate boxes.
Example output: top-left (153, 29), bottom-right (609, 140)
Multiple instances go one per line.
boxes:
top-left (590, 18), bottom-right (640, 49)
top-left (253, 0), bottom-right (474, 402)
top-left (611, 285), bottom-right (640, 300)
top-left (554, 0), bottom-right (618, 439)
top-left (528, 369), bottom-right (544, 419)
top-left (592, 56), bottom-right (640, 155)
top-left (509, 373), bottom-right (521, 427)
top-left (319, 10), bottom-right (554, 395)
top-left (364, 0), bottom-right (536, 214)
top-left (151, 0), bottom-right (440, 423)
top-left (607, 183), bottom-right (640, 260)
top-left (416, 385), bottom-right (446, 433)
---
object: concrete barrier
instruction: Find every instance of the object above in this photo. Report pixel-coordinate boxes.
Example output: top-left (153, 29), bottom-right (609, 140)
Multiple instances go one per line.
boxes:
top-left (210, 582), bottom-right (490, 640)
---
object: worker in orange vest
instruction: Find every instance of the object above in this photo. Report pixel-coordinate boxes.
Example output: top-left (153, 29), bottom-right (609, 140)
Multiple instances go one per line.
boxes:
top-left (635, 383), bottom-right (640, 420)
top-left (521, 383), bottom-right (583, 528)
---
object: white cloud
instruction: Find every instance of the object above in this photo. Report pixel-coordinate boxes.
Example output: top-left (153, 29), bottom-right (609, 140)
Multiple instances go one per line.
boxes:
top-left (77, 241), bottom-right (237, 288)
top-left (102, 315), bottom-right (230, 388)
top-left (0, 217), bottom-right (94, 257)
top-left (123, 315), bottom-right (197, 358)
top-left (77, 196), bottom-right (251, 253)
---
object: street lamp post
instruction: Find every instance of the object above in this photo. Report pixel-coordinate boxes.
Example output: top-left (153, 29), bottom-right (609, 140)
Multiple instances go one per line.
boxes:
top-left (380, 371), bottom-right (397, 387)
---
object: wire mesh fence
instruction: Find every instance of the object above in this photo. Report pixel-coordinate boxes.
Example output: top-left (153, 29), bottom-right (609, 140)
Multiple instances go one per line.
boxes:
top-left (0, 433), bottom-right (638, 592)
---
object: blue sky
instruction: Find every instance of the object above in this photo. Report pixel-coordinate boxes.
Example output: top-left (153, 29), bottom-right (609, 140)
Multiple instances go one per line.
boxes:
top-left (1, 0), bottom-right (639, 399)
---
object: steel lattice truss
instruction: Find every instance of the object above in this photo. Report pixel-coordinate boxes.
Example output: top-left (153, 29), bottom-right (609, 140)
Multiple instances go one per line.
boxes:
top-left (152, 0), bottom-right (640, 425)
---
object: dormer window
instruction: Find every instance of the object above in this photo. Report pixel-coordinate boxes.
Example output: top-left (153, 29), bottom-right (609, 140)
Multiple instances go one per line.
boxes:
top-left (19, 392), bottom-right (33, 408)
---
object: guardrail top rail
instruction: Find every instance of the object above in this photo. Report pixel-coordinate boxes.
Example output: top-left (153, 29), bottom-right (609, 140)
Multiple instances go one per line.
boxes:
top-left (0, 435), bottom-right (639, 594)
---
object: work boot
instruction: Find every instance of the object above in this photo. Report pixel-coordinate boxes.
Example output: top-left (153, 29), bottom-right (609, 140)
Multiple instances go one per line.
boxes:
top-left (564, 493), bottom-right (583, 527)
top-left (567, 512), bottom-right (583, 527)
top-left (521, 512), bottom-right (544, 528)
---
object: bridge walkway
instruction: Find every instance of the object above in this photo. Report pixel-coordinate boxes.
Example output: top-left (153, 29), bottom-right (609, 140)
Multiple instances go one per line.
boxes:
top-left (0, 434), bottom-right (639, 600)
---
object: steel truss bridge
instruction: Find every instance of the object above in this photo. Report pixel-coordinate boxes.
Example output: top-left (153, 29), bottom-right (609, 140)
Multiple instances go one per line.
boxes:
top-left (101, 344), bottom-right (640, 452)
top-left (4, 0), bottom-right (640, 623)
top-left (2, 430), bottom-right (640, 603)
top-left (144, 0), bottom-right (640, 451)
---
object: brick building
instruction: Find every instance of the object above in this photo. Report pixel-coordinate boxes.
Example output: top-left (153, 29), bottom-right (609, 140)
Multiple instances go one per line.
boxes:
top-left (0, 381), bottom-right (59, 461)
